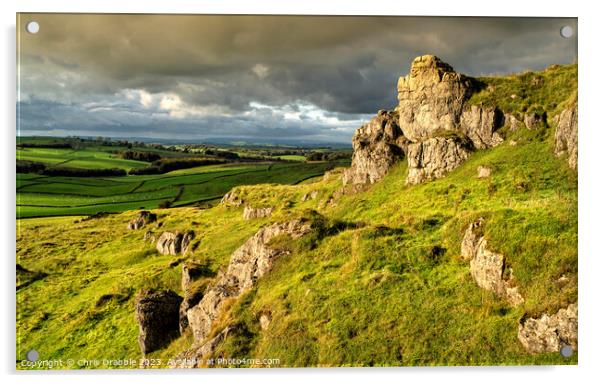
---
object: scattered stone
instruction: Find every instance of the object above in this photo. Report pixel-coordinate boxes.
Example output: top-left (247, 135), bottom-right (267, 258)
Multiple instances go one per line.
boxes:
top-left (243, 206), bottom-right (274, 220)
top-left (144, 231), bottom-right (156, 243)
top-left (406, 136), bottom-right (471, 185)
top-left (259, 311), bottom-right (272, 331)
top-left (477, 166), bottom-right (492, 178)
top-left (524, 111), bottom-right (547, 130)
top-left (509, 140), bottom-right (518, 146)
top-left (301, 190), bottom-right (319, 202)
top-left (461, 220), bottom-right (524, 306)
top-left (504, 113), bottom-right (521, 132)
top-left (518, 304), bottom-right (578, 354)
top-left (135, 289), bottom-right (183, 355)
top-left (554, 106), bottom-right (578, 170)
top-left (220, 190), bottom-right (243, 207)
top-left (342, 110), bottom-right (406, 185)
top-left (156, 230), bottom-right (195, 256)
top-left (127, 211), bottom-right (157, 230)
top-left (187, 220), bottom-right (312, 345)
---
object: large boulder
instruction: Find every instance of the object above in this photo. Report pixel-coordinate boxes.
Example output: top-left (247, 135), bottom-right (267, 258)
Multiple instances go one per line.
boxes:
top-left (187, 220), bottom-right (312, 344)
top-left (459, 105), bottom-right (504, 149)
top-left (343, 110), bottom-right (407, 185)
top-left (406, 136), bottom-right (471, 185)
top-left (518, 304), bottom-right (578, 354)
top-left (127, 211), bottom-right (157, 230)
top-left (554, 106), bottom-right (578, 170)
top-left (396, 55), bottom-right (474, 142)
top-left (156, 230), bottom-right (195, 256)
top-left (135, 289), bottom-right (183, 355)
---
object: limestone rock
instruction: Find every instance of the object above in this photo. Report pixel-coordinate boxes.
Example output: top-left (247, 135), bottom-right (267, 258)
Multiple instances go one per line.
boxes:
top-left (518, 304), bottom-right (578, 353)
top-left (301, 190), bottom-right (319, 202)
top-left (259, 311), bottom-right (272, 331)
top-left (135, 289), bottom-right (182, 355)
top-left (128, 211), bottom-right (157, 230)
top-left (459, 105), bottom-right (504, 149)
top-left (406, 136), bottom-right (471, 185)
top-left (172, 326), bottom-right (233, 368)
top-left (156, 230), bottom-right (195, 256)
top-left (477, 166), bottom-right (492, 178)
top-left (554, 106), bottom-right (578, 170)
top-left (461, 220), bottom-right (524, 306)
top-left (396, 55), bottom-right (474, 142)
top-left (243, 206), bottom-right (274, 220)
top-left (187, 220), bottom-right (312, 344)
top-left (504, 113), bottom-right (521, 132)
top-left (524, 111), bottom-right (547, 130)
top-left (343, 110), bottom-right (406, 185)
top-left (220, 190), bottom-right (243, 207)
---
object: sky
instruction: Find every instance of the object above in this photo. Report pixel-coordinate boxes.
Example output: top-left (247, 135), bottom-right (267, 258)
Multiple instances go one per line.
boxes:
top-left (17, 14), bottom-right (577, 144)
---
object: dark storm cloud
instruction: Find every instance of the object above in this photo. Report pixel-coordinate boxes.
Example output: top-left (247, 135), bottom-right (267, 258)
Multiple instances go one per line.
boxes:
top-left (17, 14), bottom-right (577, 141)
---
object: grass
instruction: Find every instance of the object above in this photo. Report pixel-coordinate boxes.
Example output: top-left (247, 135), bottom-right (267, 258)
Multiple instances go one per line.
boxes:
top-left (17, 147), bottom-right (149, 170)
top-left (16, 122), bottom-right (577, 367)
top-left (17, 162), bottom-right (335, 218)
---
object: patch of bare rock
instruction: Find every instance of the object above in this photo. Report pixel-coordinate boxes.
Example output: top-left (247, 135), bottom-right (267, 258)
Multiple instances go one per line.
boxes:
top-left (156, 230), bottom-right (195, 256)
top-left (220, 190), bottom-right (243, 207)
top-left (461, 219), bottom-right (524, 307)
top-left (477, 165), bottom-right (492, 178)
top-left (518, 304), bottom-right (578, 354)
top-left (553, 106), bottom-right (578, 169)
top-left (243, 205), bottom-right (274, 220)
top-left (127, 211), bottom-right (157, 230)
top-left (135, 289), bottom-right (182, 355)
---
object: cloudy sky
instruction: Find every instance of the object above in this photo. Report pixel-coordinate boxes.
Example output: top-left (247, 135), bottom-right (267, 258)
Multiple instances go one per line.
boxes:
top-left (17, 14), bottom-right (577, 144)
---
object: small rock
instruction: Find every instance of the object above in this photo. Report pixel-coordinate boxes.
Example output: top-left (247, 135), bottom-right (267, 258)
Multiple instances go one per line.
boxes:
top-left (127, 211), bottom-right (157, 230)
top-left (477, 166), bottom-right (492, 178)
top-left (509, 140), bottom-right (518, 146)
top-left (259, 311), bottom-right (272, 331)
top-left (518, 304), bottom-right (578, 354)
top-left (135, 289), bottom-right (183, 355)
top-left (220, 190), bottom-right (243, 207)
top-left (243, 206), bottom-right (274, 220)
top-left (524, 111), bottom-right (547, 130)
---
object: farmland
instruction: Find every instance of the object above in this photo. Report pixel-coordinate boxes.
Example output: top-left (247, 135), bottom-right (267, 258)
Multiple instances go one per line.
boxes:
top-left (16, 138), bottom-right (346, 219)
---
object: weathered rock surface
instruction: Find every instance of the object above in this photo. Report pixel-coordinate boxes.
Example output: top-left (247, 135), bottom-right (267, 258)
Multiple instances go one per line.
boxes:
top-left (243, 206), bottom-right (274, 220)
top-left (220, 190), bottom-right (243, 207)
top-left (127, 211), bottom-right (157, 230)
top-left (156, 230), bottom-right (195, 256)
top-left (461, 220), bottom-right (524, 306)
top-left (135, 289), bottom-right (183, 355)
top-left (396, 55), bottom-right (474, 141)
top-left (459, 106), bottom-right (504, 150)
top-left (301, 190), bottom-right (319, 202)
top-left (259, 311), bottom-right (272, 331)
top-left (518, 304), bottom-right (578, 353)
top-left (342, 110), bottom-right (407, 185)
top-left (186, 220), bottom-right (312, 345)
top-left (406, 136), bottom-right (471, 185)
top-left (524, 111), bottom-right (547, 130)
top-left (477, 166), bottom-right (492, 178)
top-left (554, 106), bottom-right (578, 170)
top-left (172, 326), bottom-right (233, 368)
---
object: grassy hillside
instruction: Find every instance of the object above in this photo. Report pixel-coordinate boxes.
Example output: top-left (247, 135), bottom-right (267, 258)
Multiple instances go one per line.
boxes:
top-left (17, 147), bottom-right (149, 171)
top-left (16, 115), bottom-right (577, 367)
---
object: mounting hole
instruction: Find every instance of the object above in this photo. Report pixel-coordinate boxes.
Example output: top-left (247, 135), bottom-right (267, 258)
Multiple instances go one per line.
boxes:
top-left (560, 345), bottom-right (574, 358)
top-left (26, 21), bottom-right (40, 34)
top-left (26, 349), bottom-right (39, 362)
top-left (560, 25), bottom-right (573, 38)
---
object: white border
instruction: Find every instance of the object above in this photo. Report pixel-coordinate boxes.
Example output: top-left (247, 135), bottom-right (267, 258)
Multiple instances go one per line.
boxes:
top-left (3, 1), bottom-right (601, 383)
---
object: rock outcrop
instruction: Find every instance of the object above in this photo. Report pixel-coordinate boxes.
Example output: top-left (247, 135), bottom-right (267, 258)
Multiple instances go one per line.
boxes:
top-left (518, 304), bottom-right (578, 354)
top-left (461, 220), bottom-right (524, 307)
top-left (342, 110), bottom-right (407, 185)
top-left (186, 220), bottom-right (312, 345)
top-left (344, 55), bottom-right (506, 186)
top-left (156, 230), bottom-right (195, 256)
top-left (243, 206), bottom-right (274, 220)
top-left (172, 326), bottom-right (233, 368)
top-left (554, 106), bottom-right (578, 170)
top-left (135, 289), bottom-right (183, 355)
top-left (220, 190), bottom-right (243, 207)
top-left (406, 136), bottom-right (471, 185)
top-left (179, 262), bottom-right (209, 334)
top-left (477, 166), bottom-right (492, 178)
top-left (128, 211), bottom-right (157, 230)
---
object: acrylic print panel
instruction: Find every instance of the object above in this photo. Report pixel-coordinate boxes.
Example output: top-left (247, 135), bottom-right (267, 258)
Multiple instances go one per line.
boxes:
top-left (16, 14), bottom-right (577, 369)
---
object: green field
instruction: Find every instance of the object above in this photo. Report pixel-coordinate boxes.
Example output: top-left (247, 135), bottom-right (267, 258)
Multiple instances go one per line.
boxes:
top-left (17, 162), bottom-right (335, 218)
top-left (17, 147), bottom-right (149, 170)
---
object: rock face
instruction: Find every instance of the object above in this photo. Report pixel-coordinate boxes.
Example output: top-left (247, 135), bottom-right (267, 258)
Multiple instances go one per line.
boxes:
top-left (186, 220), bottom-right (312, 345)
top-left (172, 326), bottom-right (233, 368)
top-left (461, 220), bottom-right (524, 306)
top-left (156, 230), bottom-right (195, 256)
top-left (243, 206), bottom-right (274, 220)
top-left (342, 110), bottom-right (406, 185)
top-left (179, 262), bottom-right (208, 334)
top-left (344, 55), bottom-right (506, 186)
top-left (406, 136), bottom-right (471, 185)
top-left (135, 289), bottom-right (183, 355)
top-left (554, 106), bottom-right (578, 170)
top-left (518, 304), bottom-right (578, 354)
top-left (220, 190), bottom-right (243, 207)
top-left (127, 211), bottom-right (157, 230)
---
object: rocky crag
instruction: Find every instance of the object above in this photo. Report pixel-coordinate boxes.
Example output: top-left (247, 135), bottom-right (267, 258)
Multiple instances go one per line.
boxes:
top-left (344, 55), bottom-right (577, 186)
